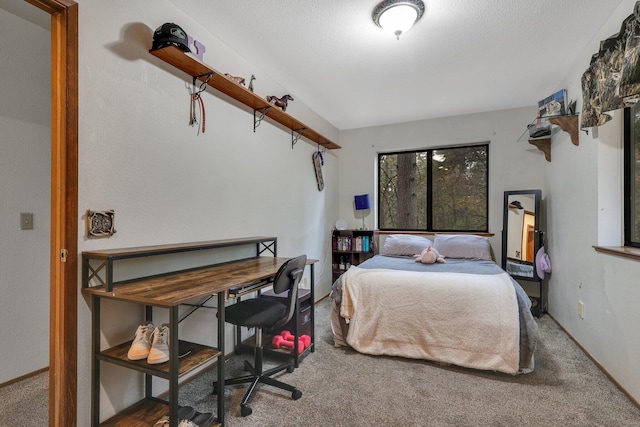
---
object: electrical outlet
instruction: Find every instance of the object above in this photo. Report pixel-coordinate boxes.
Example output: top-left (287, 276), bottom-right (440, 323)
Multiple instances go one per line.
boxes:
top-left (20, 212), bottom-right (33, 230)
top-left (578, 301), bottom-right (585, 319)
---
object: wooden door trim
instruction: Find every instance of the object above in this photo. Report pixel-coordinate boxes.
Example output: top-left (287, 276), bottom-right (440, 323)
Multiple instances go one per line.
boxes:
top-left (25, 1), bottom-right (78, 425)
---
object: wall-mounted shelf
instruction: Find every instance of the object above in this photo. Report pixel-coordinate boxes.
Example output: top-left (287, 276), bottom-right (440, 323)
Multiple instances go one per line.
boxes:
top-left (520, 114), bottom-right (579, 162)
top-left (149, 46), bottom-right (340, 150)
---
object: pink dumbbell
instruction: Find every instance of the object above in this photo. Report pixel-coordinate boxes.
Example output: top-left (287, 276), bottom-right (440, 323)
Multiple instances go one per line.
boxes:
top-left (272, 335), bottom-right (304, 354)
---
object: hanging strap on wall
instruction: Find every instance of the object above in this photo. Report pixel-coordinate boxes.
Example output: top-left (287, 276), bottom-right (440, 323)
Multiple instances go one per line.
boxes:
top-left (189, 73), bottom-right (212, 135)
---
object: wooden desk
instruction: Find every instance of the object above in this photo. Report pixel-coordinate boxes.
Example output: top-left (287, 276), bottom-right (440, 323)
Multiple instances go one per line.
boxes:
top-left (83, 255), bottom-right (293, 427)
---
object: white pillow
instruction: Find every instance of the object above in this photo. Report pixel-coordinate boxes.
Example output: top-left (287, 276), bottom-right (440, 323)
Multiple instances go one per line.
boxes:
top-left (380, 234), bottom-right (433, 257)
top-left (433, 234), bottom-right (492, 260)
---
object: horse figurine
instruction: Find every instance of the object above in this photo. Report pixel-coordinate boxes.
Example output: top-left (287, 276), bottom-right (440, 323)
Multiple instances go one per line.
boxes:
top-left (266, 94), bottom-right (294, 111)
top-left (224, 73), bottom-right (245, 86)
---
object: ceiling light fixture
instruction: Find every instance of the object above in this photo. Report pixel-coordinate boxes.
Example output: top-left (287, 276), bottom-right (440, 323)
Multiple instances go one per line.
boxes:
top-left (372, 0), bottom-right (425, 40)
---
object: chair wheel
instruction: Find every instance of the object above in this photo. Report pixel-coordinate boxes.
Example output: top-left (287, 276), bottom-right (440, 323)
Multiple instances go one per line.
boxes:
top-left (241, 404), bottom-right (252, 417)
top-left (292, 389), bottom-right (302, 400)
top-left (287, 365), bottom-right (294, 373)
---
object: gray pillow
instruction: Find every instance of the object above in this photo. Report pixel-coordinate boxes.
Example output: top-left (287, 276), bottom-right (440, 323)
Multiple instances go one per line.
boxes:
top-left (380, 234), bottom-right (434, 257)
top-left (433, 234), bottom-right (492, 260)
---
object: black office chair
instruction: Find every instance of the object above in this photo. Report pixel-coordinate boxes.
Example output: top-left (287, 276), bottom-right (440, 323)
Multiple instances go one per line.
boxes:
top-left (213, 254), bottom-right (307, 417)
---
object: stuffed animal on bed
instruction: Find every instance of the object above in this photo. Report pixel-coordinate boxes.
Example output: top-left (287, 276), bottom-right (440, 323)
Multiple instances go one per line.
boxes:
top-left (414, 246), bottom-right (445, 264)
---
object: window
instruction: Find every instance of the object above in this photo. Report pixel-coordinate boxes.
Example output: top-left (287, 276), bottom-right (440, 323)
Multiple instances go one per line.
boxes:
top-left (624, 107), bottom-right (640, 247)
top-left (378, 144), bottom-right (488, 232)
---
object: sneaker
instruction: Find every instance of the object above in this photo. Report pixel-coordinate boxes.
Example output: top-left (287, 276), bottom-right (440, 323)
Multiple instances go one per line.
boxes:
top-left (127, 322), bottom-right (154, 360)
top-left (147, 323), bottom-right (170, 364)
top-left (152, 407), bottom-right (196, 426)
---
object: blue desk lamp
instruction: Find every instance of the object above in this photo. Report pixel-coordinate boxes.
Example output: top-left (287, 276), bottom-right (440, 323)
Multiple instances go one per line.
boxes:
top-left (354, 194), bottom-right (371, 230)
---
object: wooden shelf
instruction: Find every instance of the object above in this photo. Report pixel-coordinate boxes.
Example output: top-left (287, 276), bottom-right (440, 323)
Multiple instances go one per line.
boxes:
top-left (528, 138), bottom-right (551, 161)
top-left (99, 340), bottom-right (220, 380)
top-left (99, 398), bottom-right (221, 427)
top-left (548, 114), bottom-right (579, 146)
top-left (525, 114), bottom-right (579, 162)
top-left (149, 45), bottom-right (340, 150)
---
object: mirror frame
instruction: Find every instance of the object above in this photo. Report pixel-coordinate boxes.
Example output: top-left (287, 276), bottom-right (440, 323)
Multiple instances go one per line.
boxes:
top-left (501, 189), bottom-right (542, 282)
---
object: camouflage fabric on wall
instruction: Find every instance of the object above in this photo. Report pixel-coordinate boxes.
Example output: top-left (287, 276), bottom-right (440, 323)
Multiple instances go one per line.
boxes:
top-left (620, 12), bottom-right (640, 102)
top-left (582, 1), bottom-right (640, 129)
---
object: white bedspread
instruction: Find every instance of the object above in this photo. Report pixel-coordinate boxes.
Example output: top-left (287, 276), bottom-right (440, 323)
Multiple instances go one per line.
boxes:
top-left (340, 266), bottom-right (521, 374)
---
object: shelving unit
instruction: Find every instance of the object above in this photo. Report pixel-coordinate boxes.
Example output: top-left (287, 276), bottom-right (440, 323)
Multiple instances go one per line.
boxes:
top-left (82, 237), bottom-right (278, 427)
top-left (331, 229), bottom-right (375, 282)
top-left (260, 287), bottom-right (314, 366)
top-left (149, 45), bottom-right (340, 150)
top-left (520, 114), bottom-right (579, 162)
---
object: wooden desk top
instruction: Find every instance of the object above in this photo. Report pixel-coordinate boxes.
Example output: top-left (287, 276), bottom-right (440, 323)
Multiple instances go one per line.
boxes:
top-left (82, 256), bottom-right (291, 307)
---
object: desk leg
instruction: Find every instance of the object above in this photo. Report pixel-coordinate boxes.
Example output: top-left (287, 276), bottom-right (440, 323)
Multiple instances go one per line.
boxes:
top-left (310, 263), bottom-right (315, 353)
top-left (217, 292), bottom-right (225, 426)
top-left (91, 296), bottom-right (100, 427)
top-left (169, 306), bottom-right (179, 427)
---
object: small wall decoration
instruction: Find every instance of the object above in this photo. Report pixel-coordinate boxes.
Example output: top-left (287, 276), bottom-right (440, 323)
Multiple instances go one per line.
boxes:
top-left (266, 94), bottom-right (294, 111)
top-left (87, 210), bottom-right (116, 238)
top-left (224, 73), bottom-right (246, 86)
top-left (186, 35), bottom-right (206, 61)
top-left (313, 150), bottom-right (324, 191)
top-left (248, 74), bottom-right (256, 92)
top-left (538, 89), bottom-right (568, 117)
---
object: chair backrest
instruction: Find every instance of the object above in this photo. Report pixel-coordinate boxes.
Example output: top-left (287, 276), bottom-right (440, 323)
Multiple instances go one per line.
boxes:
top-left (271, 254), bottom-right (307, 329)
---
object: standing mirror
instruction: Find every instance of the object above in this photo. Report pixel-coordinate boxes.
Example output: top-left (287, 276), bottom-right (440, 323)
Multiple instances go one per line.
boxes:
top-left (502, 190), bottom-right (542, 278)
top-left (502, 189), bottom-right (544, 315)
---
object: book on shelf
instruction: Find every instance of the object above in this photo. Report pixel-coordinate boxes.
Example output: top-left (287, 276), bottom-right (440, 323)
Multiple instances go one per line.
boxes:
top-left (538, 89), bottom-right (568, 117)
top-left (333, 235), bottom-right (373, 252)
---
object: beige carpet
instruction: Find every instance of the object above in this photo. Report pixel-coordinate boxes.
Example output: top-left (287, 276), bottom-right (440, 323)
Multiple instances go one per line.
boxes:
top-left (5, 298), bottom-right (639, 426)
top-left (179, 297), bottom-right (640, 426)
top-left (0, 371), bottom-right (48, 427)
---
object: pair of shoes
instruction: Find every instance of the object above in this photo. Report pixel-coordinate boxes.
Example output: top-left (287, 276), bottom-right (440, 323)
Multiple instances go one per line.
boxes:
top-left (191, 412), bottom-right (215, 427)
top-left (153, 417), bottom-right (198, 427)
top-left (152, 406), bottom-right (197, 426)
top-left (127, 322), bottom-right (170, 364)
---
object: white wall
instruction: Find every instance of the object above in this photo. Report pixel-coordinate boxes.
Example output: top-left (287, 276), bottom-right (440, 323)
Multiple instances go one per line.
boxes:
top-left (75, 0), bottom-right (339, 423)
top-left (545, 0), bottom-right (640, 404)
top-left (338, 106), bottom-right (545, 261)
top-left (0, 8), bottom-right (50, 383)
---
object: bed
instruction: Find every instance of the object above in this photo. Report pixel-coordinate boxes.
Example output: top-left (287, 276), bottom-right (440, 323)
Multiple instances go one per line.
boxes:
top-left (330, 234), bottom-right (538, 375)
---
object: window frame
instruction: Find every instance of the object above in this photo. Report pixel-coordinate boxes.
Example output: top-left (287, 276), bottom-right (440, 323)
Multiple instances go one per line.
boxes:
top-left (377, 143), bottom-right (489, 233)
top-left (624, 106), bottom-right (640, 248)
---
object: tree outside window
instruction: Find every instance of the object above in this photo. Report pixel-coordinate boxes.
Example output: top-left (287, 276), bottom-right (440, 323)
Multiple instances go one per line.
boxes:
top-left (378, 144), bottom-right (488, 232)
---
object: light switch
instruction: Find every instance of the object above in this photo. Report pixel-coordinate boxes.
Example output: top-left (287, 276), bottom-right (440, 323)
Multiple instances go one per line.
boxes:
top-left (20, 212), bottom-right (34, 230)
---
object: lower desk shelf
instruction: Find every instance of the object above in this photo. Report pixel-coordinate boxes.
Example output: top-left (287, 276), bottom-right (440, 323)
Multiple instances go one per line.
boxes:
top-left (99, 397), bottom-right (221, 427)
top-left (99, 340), bottom-right (220, 379)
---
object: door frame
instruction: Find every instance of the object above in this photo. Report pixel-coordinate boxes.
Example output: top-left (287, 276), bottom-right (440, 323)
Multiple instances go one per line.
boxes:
top-left (25, 0), bottom-right (78, 425)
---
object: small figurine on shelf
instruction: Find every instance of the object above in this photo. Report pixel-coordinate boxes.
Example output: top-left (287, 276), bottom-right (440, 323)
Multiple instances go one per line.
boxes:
top-left (266, 94), bottom-right (294, 111)
top-left (224, 73), bottom-right (245, 86)
top-left (248, 74), bottom-right (256, 92)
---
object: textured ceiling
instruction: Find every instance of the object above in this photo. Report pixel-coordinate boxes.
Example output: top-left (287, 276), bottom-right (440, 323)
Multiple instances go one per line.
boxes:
top-left (167, 0), bottom-right (625, 130)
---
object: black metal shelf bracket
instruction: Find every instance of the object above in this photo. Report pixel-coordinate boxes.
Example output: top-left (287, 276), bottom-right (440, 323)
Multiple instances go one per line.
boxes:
top-left (253, 106), bottom-right (271, 132)
top-left (292, 128), bottom-right (307, 149)
top-left (192, 72), bottom-right (213, 92)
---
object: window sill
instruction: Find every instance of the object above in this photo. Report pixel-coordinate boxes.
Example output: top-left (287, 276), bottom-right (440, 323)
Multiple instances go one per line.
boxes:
top-left (593, 245), bottom-right (640, 262)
